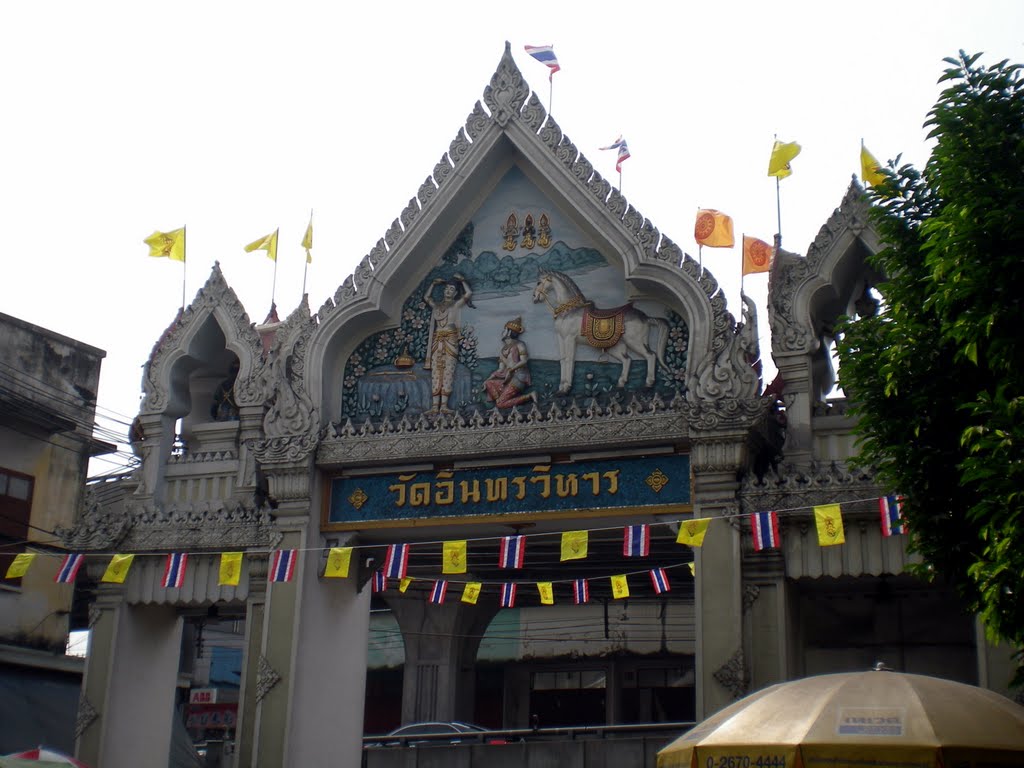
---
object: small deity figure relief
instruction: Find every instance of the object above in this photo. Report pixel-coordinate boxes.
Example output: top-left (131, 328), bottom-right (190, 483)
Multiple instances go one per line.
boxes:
top-left (537, 213), bottom-right (552, 248)
top-left (521, 214), bottom-right (536, 250)
top-left (210, 359), bottom-right (240, 421)
top-left (424, 274), bottom-right (474, 413)
top-left (484, 317), bottom-right (538, 409)
top-left (501, 213), bottom-right (519, 251)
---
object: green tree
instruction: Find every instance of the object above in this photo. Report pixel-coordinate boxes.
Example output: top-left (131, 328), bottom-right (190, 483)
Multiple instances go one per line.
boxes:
top-left (838, 51), bottom-right (1024, 674)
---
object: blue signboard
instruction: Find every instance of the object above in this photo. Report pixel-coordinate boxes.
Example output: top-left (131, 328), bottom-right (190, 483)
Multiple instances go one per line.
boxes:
top-left (326, 454), bottom-right (690, 528)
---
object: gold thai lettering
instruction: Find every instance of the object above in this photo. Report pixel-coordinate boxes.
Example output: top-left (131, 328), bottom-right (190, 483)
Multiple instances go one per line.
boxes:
top-left (511, 476), bottom-right (527, 500)
top-left (435, 471), bottom-right (455, 505)
top-left (603, 470), bottom-right (620, 494)
top-left (460, 479), bottom-right (481, 504)
top-left (410, 482), bottom-right (431, 506)
top-left (555, 474), bottom-right (578, 498)
top-left (388, 473), bottom-right (420, 507)
top-left (485, 477), bottom-right (508, 502)
top-left (529, 465), bottom-right (552, 498)
top-left (582, 471), bottom-right (601, 495)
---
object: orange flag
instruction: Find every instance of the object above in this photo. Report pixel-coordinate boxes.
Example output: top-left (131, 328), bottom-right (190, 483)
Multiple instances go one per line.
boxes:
top-left (695, 209), bottom-right (735, 248)
top-left (742, 235), bottom-right (774, 275)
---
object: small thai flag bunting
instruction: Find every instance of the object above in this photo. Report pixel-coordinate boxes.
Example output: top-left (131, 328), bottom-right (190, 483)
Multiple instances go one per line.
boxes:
top-left (524, 44), bottom-right (560, 81)
top-left (500, 582), bottom-right (517, 608)
top-left (269, 549), bottom-right (296, 583)
top-left (54, 553), bottom-right (84, 584)
top-left (161, 552), bottom-right (188, 589)
top-left (499, 535), bottom-right (526, 569)
top-left (751, 511), bottom-right (781, 552)
top-left (600, 135), bottom-right (631, 173)
top-left (384, 543), bottom-right (410, 579)
top-left (623, 524), bottom-right (650, 557)
top-left (649, 568), bottom-right (671, 595)
top-left (430, 580), bottom-right (448, 604)
top-left (372, 570), bottom-right (386, 593)
top-left (573, 578), bottom-right (590, 605)
top-left (879, 495), bottom-right (906, 537)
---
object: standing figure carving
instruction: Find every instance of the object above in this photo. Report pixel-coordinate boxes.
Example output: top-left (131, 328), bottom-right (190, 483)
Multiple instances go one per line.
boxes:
top-left (532, 269), bottom-right (669, 394)
top-left (424, 274), bottom-right (474, 413)
top-left (485, 317), bottom-right (537, 409)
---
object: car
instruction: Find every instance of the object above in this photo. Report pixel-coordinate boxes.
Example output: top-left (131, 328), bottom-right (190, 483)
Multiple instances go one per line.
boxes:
top-left (366, 721), bottom-right (506, 747)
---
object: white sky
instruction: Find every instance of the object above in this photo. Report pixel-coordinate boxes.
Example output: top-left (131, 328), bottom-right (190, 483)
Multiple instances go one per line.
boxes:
top-left (2, 1), bottom-right (1021, 476)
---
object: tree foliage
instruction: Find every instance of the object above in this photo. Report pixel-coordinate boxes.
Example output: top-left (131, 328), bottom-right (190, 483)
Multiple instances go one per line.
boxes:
top-left (837, 52), bottom-right (1024, 667)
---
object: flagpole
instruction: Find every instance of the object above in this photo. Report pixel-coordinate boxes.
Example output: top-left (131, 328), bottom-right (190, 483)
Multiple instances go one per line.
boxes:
top-left (271, 228), bottom-right (278, 309)
top-left (775, 176), bottom-right (782, 245)
top-left (302, 210), bottom-right (311, 298)
top-left (698, 244), bottom-right (703, 271)
top-left (548, 76), bottom-right (553, 116)
top-left (740, 233), bottom-right (745, 295)
top-left (181, 225), bottom-right (187, 312)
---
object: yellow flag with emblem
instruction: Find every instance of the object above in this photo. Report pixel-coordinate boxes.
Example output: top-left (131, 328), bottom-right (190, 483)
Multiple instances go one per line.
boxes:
top-left (5, 552), bottom-right (36, 579)
top-left (461, 582), bottom-right (482, 605)
top-left (244, 229), bottom-right (279, 262)
top-left (324, 547), bottom-right (352, 578)
top-left (301, 214), bottom-right (313, 263)
top-left (537, 582), bottom-right (554, 605)
top-left (219, 552), bottom-right (243, 586)
top-left (102, 554), bottom-right (135, 584)
top-left (860, 143), bottom-right (886, 186)
top-left (144, 228), bottom-right (185, 262)
top-left (767, 140), bottom-right (801, 179)
top-left (442, 540), bottom-right (467, 574)
top-left (610, 574), bottom-right (630, 599)
top-left (676, 518), bottom-right (712, 547)
top-left (560, 530), bottom-right (588, 561)
top-left (814, 504), bottom-right (846, 546)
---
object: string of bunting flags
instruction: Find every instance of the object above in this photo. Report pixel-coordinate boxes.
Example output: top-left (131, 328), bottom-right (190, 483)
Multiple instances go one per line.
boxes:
top-left (5, 496), bottom-right (906, 607)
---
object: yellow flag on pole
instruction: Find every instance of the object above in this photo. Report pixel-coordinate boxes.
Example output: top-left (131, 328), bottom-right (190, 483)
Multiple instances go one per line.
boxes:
top-left (301, 215), bottom-right (313, 263)
top-left (560, 530), bottom-right (589, 561)
top-left (742, 235), bottom-right (774, 276)
top-left (610, 574), bottom-right (630, 599)
top-left (694, 209), bottom-right (735, 248)
top-left (860, 143), bottom-right (886, 186)
top-left (324, 547), bottom-right (352, 578)
top-left (442, 540), bottom-right (467, 574)
top-left (814, 504), bottom-right (846, 546)
top-left (102, 554), bottom-right (135, 584)
top-left (677, 518), bottom-right (712, 547)
top-left (461, 582), bottom-right (482, 605)
top-left (144, 228), bottom-right (186, 262)
top-left (537, 582), bottom-right (554, 605)
top-left (244, 229), bottom-right (279, 262)
top-left (219, 552), bottom-right (243, 586)
top-left (5, 552), bottom-right (36, 579)
top-left (767, 140), bottom-right (801, 179)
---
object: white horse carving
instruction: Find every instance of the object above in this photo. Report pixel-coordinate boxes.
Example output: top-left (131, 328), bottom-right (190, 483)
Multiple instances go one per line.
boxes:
top-left (532, 269), bottom-right (670, 394)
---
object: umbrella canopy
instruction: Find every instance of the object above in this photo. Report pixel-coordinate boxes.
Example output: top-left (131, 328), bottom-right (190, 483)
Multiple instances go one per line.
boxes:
top-left (3, 749), bottom-right (89, 768)
top-left (658, 670), bottom-right (1024, 768)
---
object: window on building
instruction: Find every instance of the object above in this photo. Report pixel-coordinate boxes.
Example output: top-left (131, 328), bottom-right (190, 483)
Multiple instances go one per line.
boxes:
top-left (0, 467), bottom-right (34, 586)
top-left (529, 668), bottom-right (607, 727)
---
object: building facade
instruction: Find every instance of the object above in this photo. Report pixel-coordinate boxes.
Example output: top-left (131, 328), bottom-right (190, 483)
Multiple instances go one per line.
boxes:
top-left (62, 45), bottom-right (1016, 768)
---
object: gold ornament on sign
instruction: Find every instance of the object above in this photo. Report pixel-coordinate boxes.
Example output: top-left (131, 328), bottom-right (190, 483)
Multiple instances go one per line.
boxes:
top-left (645, 469), bottom-right (669, 493)
top-left (348, 488), bottom-right (368, 510)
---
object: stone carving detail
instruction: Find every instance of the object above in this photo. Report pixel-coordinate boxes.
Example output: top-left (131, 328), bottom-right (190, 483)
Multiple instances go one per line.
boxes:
top-left (400, 197), bottom-right (420, 231)
top-left (448, 127), bottom-right (472, 166)
top-left (432, 156), bottom-right (454, 190)
top-left (806, 181), bottom-right (870, 272)
top-left (554, 136), bottom-right (579, 169)
top-left (689, 294), bottom-right (762, 402)
top-left (117, 499), bottom-right (276, 550)
top-left (88, 603), bottom-right (103, 629)
top-left (521, 91), bottom-right (547, 132)
top-left (333, 276), bottom-right (356, 307)
top-left (256, 655), bottom-right (282, 702)
top-left (638, 220), bottom-right (660, 261)
top-left (740, 459), bottom-right (879, 515)
top-left (75, 693), bottom-right (99, 739)
top-left (570, 154), bottom-right (594, 185)
top-left (368, 238), bottom-right (389, 269)
top-left (687, 397), bottom-right (773, 434)
top-left (56, 485), bottom-right (130, 551)
top-left (537, 117), bottom-right (563, 150)
top-left (742, 583), bottom-right (761, 612)
top-left (656, 235), bottom-right (683, 265)
top-left (586, 171), bottom-right (612, 205)
top-left (384, 218), bottom-right (403, 249)
top-left (713, 649), bottom-right (748, 699)
top-left (141, 263), bottom-right (265, 413)
top-left (418, 176), bottom-right (438, 207)
top-left (482, 44), bottom-right (528, 126)
top-left (622, 206), bottom-right (644, 239)
top-left (465, 100), bottom-right (492, 139)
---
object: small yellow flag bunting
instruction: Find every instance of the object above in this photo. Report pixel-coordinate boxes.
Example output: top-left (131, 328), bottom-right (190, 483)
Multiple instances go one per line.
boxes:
top-left (219, 552), bottom-right (243, 586)
top-left (814, 504), bottom-right (846, 546)
top-left (677, 518), bottom-right (712, 547)
top-left (102, 554), bottom-right (135, 584)
top-left (442, 540), bottom-right (467, 574)
top-left (5, 552), bottom-right (36, 579)
top-left (560, 530), bottom-right (589, 561)
top-left (537, 582), bottom-right (554, 605)
top-left (399, 577), bottom-right (413, 593)
top-left (461, 582), bottom-right (482, 605)
top-left (610, 574), bottom-right (630, 599)
top-left (324, 547), bottom-right (352, 579)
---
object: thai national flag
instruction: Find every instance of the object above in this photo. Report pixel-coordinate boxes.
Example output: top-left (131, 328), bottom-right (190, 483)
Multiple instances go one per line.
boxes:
top-left (751, 511), bottom-right (781, 552)
top-left (430, 580), bottom-right (448, 604)
top-left (499, 535), bottom-right (525, 569)
top-left (524, 44), bottom-right (561, 81)
top-left (623, 524), bottom-right (650, 557)
top-left (649, 568), bottom-right (671, 595)
top-left (54, 553), bottom-right (84, 584)
top-left (161, 552), bottom-right (188, 589)
top-left (500, 583), bottom-right (517, 608)
top-left (880, 495), bottom-right (906, 537)
top-left (384, 544), bottom-right (410, 579)
top-left (600, 135), bottom-right (631, 173)
top-left (573, 578), bottom-right (590, 605)
top-left (269, 549), bottom-right (296, 583)
top-left (372, 570), bottom-right (386, 593)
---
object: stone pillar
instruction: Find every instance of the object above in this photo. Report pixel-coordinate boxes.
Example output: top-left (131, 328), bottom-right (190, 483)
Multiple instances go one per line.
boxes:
top-left (233, 563), bottom-right (267, 767)
top-left (387, 595), bottom-right (499, 723)
top-left (773, 356), bottom-right (814, 469)
top-left (77, 590), bottom-right (183, 768)
top-left (741, 552), bottom-right (790, 691)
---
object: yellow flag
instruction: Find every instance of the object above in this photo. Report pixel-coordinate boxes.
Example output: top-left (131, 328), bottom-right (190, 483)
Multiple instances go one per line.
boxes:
top-left (219, 552), bottom-right (243, 586)
top-left (560, 530), bottom-right (588, 561)
top-left (677, 518), bottom-right (712, 547)
top-left (687, 562), bottom-right (695, 576)
top-left (461, 582), bottom-right (482, 605)
top-left (5, 552), bottom-right (36, 579)
top-left (442, 540), bottom-right (467, 574)
top-left (102, 554), bottom-right (135, 584)
top-left (301, 215), bottom-right (313, 263)
top-left (694, 209), bottom-right (735, 248)
top-left (742, 235), bottom-right (773, 276)
top-left (537, 582), bottom-right (554, 605)
top-left (814, 504), bottom-right (846, 546)
top-left (767, 140), bottom-right (801, 178)
top-left (244, 229), bottom-right (279, 262)
top-left (860, 144), bottom-right (886, 186)
top-left (610, 574), bottom-right (630, 599)
top-left (399, 577), bottom-right (413, 593)
top-left (144, 228), bottom-right (185, 262)
top-left (324, 547), bottom-right (352, 578)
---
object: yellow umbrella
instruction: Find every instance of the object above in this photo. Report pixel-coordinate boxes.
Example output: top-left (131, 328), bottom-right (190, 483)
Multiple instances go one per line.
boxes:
top-left (658, 670), bottom-right (1024, 768)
